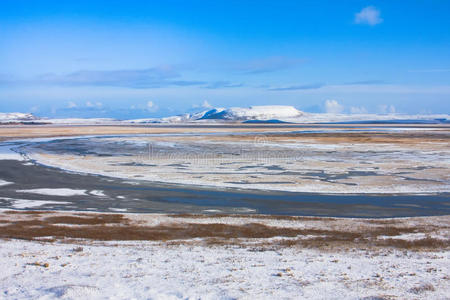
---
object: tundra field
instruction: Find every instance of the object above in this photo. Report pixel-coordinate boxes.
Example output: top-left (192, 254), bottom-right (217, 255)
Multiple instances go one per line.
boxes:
top-left (0, 123), bottom-right (449, 299)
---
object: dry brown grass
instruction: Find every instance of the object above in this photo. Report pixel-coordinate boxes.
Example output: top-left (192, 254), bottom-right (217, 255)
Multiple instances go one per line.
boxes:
top-left (0, 124), bottom-right (447, 145)
top-left (4, 210), bottom-right (48, 215)
top-left (45, 214), bottom-right (126, 225)
top-left (1, 219), bottom-right (303, 241)
top-left (409, 283), bottom-right (435, 294)
top-left (0, 124), bottom-right (357, 140)
top-left (221, 131), bottom-right (450, 146)
top-left (270, 235), bottom-right (448, 251)
top-left (169, 213), bottom-right (329, 221)
top-left (1, 212), bottom-right (448, 251)
top-left (377, 237), bottom-right (448, 249)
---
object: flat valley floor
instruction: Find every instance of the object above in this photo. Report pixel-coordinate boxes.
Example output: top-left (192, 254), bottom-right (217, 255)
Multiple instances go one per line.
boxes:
top-left (0, 123), bottom-right (449, 299)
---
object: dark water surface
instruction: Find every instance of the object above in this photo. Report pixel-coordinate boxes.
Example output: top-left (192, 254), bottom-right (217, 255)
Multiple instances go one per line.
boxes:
top-left (0, 160), bottom-right (449, 218)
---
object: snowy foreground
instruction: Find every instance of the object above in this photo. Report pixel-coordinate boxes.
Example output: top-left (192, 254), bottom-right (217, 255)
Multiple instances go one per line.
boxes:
top-left (1, 212), bottom-right (449, 299)
top-left (1, 239), bottom-right (449, 300)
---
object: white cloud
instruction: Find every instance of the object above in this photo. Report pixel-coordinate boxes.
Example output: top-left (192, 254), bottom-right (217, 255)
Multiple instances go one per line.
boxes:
top-left (378, 104), bottom-right (396, 114)
top-left (67, 101), bottom-right (77, 108)
top-left (325, 99), bottom-right (344, 114)
top-left (202, 100), bottom-right (212, 109)
top-left (192, 100), bottom-right (213, 109)
top-left (86, 101), bottom-right (103, 108)
top-left (350, 106), bottom-right (368, 114)
top-left (355, 6), bottom-right (383, 26)
top-left (147, 101), bottom-right (158, 112)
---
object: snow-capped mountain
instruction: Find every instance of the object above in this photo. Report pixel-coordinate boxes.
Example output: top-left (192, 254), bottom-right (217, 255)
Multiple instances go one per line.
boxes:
top-left (127, 106), bottom-right (305, 123)
top-left (199, 106), bottom-right (305, 121)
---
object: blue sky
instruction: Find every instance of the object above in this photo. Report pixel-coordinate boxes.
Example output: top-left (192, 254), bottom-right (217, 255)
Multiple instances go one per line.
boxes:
top-left (1, 0), bottom-right (449, 118)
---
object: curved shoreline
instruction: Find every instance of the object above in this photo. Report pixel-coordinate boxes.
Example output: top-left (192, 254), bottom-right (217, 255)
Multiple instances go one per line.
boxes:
top-left (19, 132), bottom-right (450, 195)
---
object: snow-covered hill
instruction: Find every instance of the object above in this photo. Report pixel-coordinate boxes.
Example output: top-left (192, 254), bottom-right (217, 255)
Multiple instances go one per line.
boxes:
top-left (0, 113), bottom-right (38, 124)
top-left (199, 105), bottom-right (304, 121)
top-left (0, 113), bottom-right (117, 125)
top-left (128, 106), bottom-right (305, 123)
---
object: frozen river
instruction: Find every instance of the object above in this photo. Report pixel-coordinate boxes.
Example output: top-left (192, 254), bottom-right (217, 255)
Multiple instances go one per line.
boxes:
top-left (0, 159), bottom-right (449, 217)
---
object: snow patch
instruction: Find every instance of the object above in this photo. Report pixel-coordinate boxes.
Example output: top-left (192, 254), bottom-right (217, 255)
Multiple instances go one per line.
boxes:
top-left (89, 190), bottom-right (106, 197)
top-left (202, 209), bottom-right (223, 213)
top-left (109, 208), bottom-right (128, 212)
top-left (0, 179), bottom-right (13, 187)
top-left (0, 144), bottom-right (25, 161)
top-left (17, 188), bottom-right (87, 197)
top-left (8, 199), bottom-right (71, 209)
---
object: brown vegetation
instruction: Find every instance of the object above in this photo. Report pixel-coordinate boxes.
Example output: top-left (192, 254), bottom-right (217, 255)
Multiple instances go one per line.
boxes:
top-left (169, 213), bottom-right (329, 221)
top-left (0, 212), bottom-right (448, 251)
top-left (0, 124), bottom-right (447, 145)
top-left (409, 283), bottom-right (435, 294)
top-left (45, 214), bottom-right (126, 225)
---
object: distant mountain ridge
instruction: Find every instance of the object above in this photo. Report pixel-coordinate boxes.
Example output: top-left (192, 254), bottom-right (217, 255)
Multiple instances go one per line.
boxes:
top-left (1, 106), bottom-right (449, 125)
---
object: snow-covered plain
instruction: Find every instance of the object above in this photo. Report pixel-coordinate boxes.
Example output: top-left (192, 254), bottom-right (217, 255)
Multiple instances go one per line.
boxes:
top-left (1, 239), bottom-right (448, 300)
top-left (1, 210), bottom-right (449, 300)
